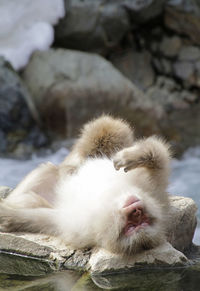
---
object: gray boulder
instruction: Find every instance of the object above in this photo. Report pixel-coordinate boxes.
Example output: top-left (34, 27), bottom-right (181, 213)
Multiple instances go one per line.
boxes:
top-left (167, 196), bottom-right (197, 252)
top-left (22, 49), bottom-right (157, 138)
top-left (22, 49), bottom-right (200, 153)
top-left (55, 0), bottom-right (166, 52)
top-left (0, 58), bottom-right (47, 157)
top-left (55, 0), bottom-right (130, 52)
top-left (110, 50), bottom-right (155, 90)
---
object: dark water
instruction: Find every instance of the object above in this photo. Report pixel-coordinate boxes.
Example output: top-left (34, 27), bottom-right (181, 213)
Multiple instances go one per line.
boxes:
top-left (1, 266), bottom-right (200, 291)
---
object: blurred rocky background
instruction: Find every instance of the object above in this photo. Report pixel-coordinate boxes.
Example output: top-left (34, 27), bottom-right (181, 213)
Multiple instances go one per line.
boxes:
top-left (1, 0), bottom-right (200, 158)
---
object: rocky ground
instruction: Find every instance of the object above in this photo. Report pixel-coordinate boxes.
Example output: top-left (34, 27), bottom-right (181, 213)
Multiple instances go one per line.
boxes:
top-left (1, 0), bottom-right (200, 158)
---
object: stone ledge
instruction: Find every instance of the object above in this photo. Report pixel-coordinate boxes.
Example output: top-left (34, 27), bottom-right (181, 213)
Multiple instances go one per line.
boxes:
top-left (89, 242), bottom-right (188, 274)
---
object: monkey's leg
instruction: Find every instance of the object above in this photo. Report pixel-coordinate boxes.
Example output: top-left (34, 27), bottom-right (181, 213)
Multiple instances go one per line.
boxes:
top-left (3, 191), bottom-right (52, 209)
top-left (0, 204), bottom-right (59, 235)
top-left (59, 115), bottom-right (134, 177)
top-left (5, 162), bottom-right (58, 208)
top-left (113, 136), bottom-right (171, 198)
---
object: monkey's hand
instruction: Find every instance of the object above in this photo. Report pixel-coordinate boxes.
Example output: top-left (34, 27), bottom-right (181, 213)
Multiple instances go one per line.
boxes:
top-left (113, 137), bottom-right (170, 173)
top-left (113, 146), bottom-right (144, 172)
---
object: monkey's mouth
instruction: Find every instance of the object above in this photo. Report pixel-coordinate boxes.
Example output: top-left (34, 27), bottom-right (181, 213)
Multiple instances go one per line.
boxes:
top-left (122, 197), bottom-right (151, 236)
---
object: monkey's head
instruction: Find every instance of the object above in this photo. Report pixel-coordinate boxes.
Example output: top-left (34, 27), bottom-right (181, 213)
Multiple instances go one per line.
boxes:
top-left (95, 187), bottom-right (166, 255)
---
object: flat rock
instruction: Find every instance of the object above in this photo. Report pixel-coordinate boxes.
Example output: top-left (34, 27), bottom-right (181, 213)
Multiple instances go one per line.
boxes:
top-left (0, 58), bottom-right (47, 158)
top-left (0, 232), bottom-right (75, 276)
top-left (89, 242), bottom-right (188, 274)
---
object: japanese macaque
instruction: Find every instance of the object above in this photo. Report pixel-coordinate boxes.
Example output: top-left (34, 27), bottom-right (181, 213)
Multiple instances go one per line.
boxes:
top-left (0, 116), bottom-right (171, 254)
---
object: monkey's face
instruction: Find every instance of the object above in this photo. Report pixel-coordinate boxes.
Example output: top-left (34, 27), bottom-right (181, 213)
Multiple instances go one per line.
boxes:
top-left (122, 196), bottom-right (152, 237)
top-left (97, 189), bottom-right (165, 255)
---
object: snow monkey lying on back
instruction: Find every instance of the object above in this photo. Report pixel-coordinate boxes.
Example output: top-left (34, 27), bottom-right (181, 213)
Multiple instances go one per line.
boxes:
top-left (0, 116), bottom-right (171, 254)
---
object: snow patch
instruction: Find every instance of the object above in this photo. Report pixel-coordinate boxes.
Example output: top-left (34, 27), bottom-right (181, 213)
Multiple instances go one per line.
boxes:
top-left (0, 0), bottom-right (65, 69)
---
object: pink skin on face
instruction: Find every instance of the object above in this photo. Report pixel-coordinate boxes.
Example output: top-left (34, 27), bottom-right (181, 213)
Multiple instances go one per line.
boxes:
top-left (123, 196), bottom-right (150, 236)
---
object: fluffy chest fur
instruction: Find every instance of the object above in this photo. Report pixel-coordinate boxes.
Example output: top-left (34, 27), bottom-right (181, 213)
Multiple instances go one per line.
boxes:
top-left (54, 158), bottom-right (164, 253)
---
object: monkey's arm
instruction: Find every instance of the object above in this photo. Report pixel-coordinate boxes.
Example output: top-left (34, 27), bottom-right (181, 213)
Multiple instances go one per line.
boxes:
top-left (113, 136), bottom-right (171, 202)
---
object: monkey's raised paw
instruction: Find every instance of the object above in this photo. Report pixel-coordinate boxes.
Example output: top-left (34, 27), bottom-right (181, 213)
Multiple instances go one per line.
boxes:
top-left (113, 147), bottom-right (141, 173)
top-left (113, 137), bottom-right (168, 173)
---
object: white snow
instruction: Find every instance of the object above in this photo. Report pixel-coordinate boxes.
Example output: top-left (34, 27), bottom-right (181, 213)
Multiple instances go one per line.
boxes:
top-left (0, 0), bottom-right (65, 69)
top-left (0, 148), bottom-right (68, 188)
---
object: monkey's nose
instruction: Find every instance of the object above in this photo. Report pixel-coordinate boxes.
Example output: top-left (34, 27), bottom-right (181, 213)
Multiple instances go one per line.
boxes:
top-left (129, 208), bottom-right (143, 224)
top-left (132, 208), bottom-right (142, 217)
top-left (122, 198), bottom-right (143, 216)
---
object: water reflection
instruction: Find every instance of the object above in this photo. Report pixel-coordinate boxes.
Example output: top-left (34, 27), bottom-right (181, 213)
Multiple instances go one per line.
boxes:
top-left (1, 267), bottom-right (200, 291)
top-left (0, 271), bottom-right (79, 291)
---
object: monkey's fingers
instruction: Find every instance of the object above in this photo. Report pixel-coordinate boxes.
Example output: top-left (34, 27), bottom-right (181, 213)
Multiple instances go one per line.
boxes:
top-left (123, 162), bottom-right (139, 172)
top-left (113, 158), bottom-right (137, 172)
top-left (113, 156), bottom-right (126, 170)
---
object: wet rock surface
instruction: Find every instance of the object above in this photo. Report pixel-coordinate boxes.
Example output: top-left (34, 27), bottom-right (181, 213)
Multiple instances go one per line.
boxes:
top-left (88, 243), bottom-right (187, 274)
top-left (0, 233), bottom-right (188, 276)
